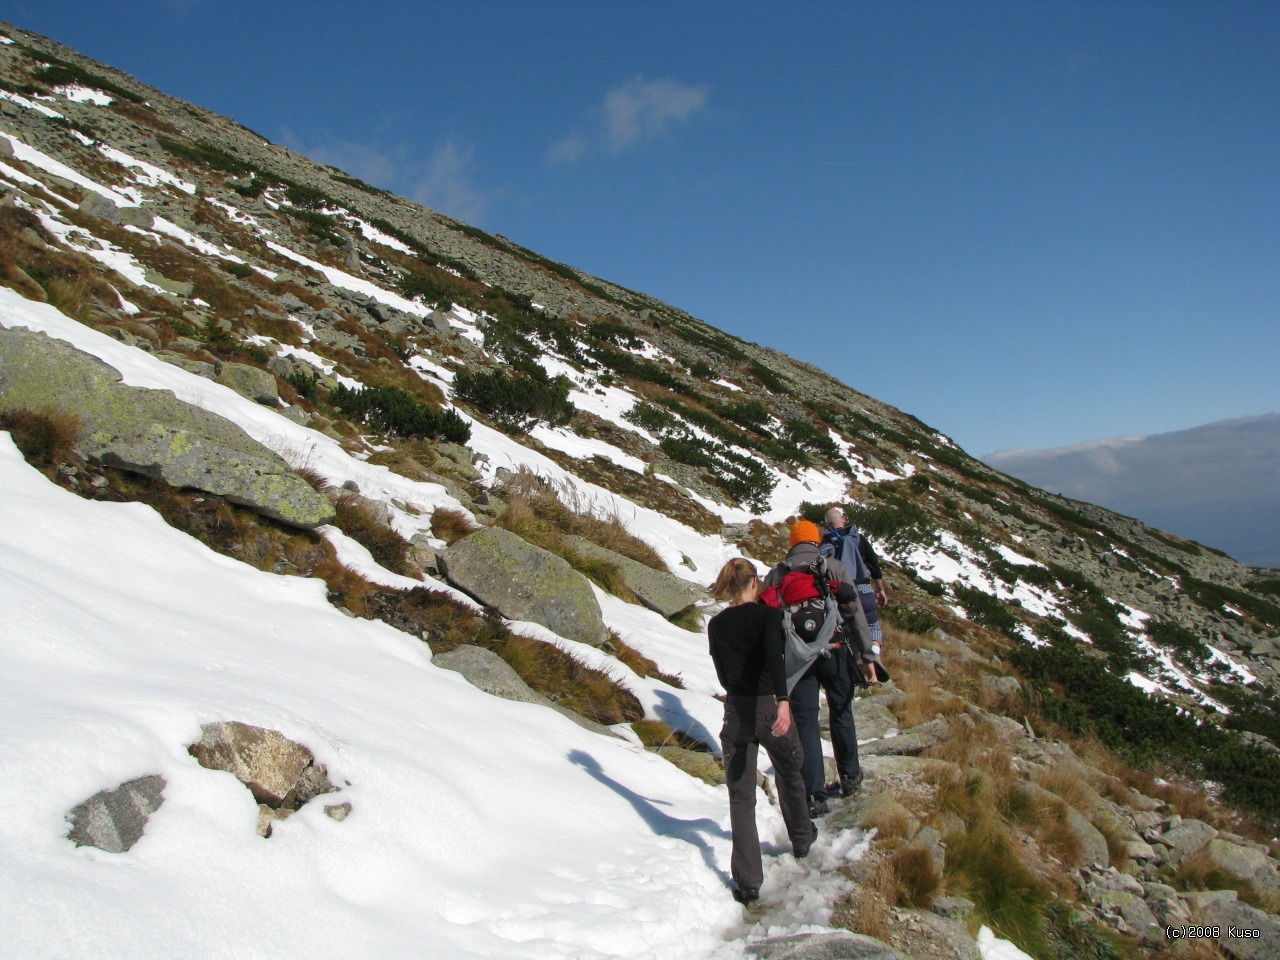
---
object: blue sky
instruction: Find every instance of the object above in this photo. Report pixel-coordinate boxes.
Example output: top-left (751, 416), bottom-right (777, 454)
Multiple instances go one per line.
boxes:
top-left (7, 1), bottom-right (1278, 456)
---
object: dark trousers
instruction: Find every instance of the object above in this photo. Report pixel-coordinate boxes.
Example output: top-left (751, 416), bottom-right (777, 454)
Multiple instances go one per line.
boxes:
top-left (791, 650), bottom-right (860, 801)
top-left (720, 695), bottom-right (813, 890)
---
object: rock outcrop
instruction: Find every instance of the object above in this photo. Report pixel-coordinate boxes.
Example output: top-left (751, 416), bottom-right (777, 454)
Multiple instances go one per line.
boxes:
top-left (0, 326), bottom-right (333, 528)
top-left (562, 535), bottom-right (702, 619)
top-left (440, 527), bottom-right (609, 646)
top-left (188, 721), bottom-right (338, 837)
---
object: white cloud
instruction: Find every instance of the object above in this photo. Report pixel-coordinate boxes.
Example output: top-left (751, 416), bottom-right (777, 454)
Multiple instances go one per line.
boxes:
top-left (408, 139), bottom-right (489, 224)
top-left (548, 76), bottom-right (708, 165)
top-left (283, 133), bottom-right (493, 224)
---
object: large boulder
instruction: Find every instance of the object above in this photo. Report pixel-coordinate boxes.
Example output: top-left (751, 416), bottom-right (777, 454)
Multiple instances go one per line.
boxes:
top-left (0, 327), bottom-right (333, 528)
top-left (188, 721), bottom-right (324, 808)
top-left (440, 527), bottom-right (609, 646)
top-left (217, 361), bottom-right (279, 406)
top-left (65, 775), bottom-right (166, 853)
top-left (563, 535), bottom-right (702, 618)
top-left (1199, 897), bottom-right (1280, 960)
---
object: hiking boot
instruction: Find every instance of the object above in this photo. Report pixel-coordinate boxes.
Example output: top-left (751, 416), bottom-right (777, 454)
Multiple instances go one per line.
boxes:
top-left (808, 796), bottom-right (829, 818)
top-left (733, 885), bottom-right (760, 904)
top-left (794, 822), bottom-right (819, 860)
top-left (839, 771), bottom-right (864, 797)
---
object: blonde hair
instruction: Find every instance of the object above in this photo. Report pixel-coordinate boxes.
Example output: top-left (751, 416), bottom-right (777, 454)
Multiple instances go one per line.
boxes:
top-left (709, 558), bottom-right (758, 603)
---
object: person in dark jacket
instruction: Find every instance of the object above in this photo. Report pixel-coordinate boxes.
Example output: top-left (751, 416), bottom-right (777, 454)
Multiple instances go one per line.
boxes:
top-left (764, 521), bottom-right (881, 816)
top-left (708, 557), bottom-right (816, 905)
top-left (822, 506), bottom-right (887, 651)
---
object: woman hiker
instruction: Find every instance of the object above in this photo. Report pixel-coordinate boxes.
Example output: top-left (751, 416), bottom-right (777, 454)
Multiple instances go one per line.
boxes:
top-left (707, 557), bottom-right (817, 904)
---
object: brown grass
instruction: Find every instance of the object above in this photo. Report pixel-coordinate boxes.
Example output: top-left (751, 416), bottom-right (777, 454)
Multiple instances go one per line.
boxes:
top-left (497, 467), bottom-right (667, 571)
top-left (890, 844), bottom-right (942, 908)
top-left (0, 407), bottom-right (82, 471)
top-left (430, 507), bottom-right (478, 544)
top-left (333, 492), bottom-right (413, 576)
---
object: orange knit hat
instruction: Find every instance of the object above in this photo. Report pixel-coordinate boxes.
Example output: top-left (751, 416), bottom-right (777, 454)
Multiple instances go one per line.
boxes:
top-left (789, 519), bottom-right (822, 547)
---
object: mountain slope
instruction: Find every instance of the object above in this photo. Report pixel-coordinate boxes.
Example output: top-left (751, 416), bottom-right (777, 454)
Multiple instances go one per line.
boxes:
top-left (2, 23), bottom-right (1278, 960)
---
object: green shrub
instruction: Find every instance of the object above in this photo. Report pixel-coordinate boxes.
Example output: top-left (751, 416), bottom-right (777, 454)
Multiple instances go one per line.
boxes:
top-left (329, 383), bottom-right (470, 443)
top-left (952, 584), bottom-right (1020, 637)
top-left (1146, 619), bottom-right (1211, 668)
top-left (453, 366), bottom-right (573, 434)
top-left (882, 605), bottom-right (938, 636)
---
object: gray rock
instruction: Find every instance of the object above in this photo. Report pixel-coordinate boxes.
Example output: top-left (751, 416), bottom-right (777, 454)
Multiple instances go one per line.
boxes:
top-left (889, 909), bottom-right (980, 960)
top-left (1160, 818), bottom-right (1217, 867)
top-left (78, 192), bottom-right (122, 224)
top-left (1200, 898), bottom-right (1280, 960)
top-left (911, 825), bottom-right (946, 875)
top-left (1201, 838), bottom-right (1280, 894)
top-left (217, 361), bottom-right (279, 406)
top-left (158, 353), bottom-right (217, 379)
top-left (563, 535), bottom-right (701, 618)
top-left (931, 896), bottom-right (976, 919)
top-left (852, 697), bottom-right (900, 740)
top-left (1023, 781), bottom-right (1110, 867)
top-left (66, 775), bottom-right (166, 853)
top-left (1091, 887), bottom-right (1161, 943)
top-left (746, 931), bottom-right (903, 959)
top-left (432, 644), bottom-right (614, 736)
top-left (0, 327), bottom-right (333, 528)
top-left (860, 717), bottom-right (950, 758)
top-left (188, 721), bottom-right (315, 807)
top-left (440, 527), bottom-right (608, 646)
top-left (979, 674), bottom-right (1022, 700)
top-left (324, 802), bottom-right (352, 822)
top-left (118, 205), bottom-right (154, 230)
top-left (143, 269), bottom-right (194, 297)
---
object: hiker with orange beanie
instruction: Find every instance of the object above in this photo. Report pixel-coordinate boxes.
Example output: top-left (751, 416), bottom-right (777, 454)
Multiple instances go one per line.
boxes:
top-left (762, 520), bottom-right (880, 816)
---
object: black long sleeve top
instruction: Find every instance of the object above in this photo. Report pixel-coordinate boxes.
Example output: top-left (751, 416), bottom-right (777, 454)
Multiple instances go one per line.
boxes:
top-left (858, 535), bottom-right (883, 581)
top-left (707, 601), bottom-right (788, 701)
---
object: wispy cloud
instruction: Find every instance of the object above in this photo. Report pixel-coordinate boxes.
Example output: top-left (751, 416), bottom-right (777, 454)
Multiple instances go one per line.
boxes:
top-left (283, 133), bottom-right (494, 224)
top-left (407, 139), bottom-right (489, 225)
top-left (547, 76), bottom-right (708, 165)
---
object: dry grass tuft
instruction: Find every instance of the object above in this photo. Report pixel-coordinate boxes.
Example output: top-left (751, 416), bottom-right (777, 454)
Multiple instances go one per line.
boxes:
top-left (497, 467), bottom-right (667, 571)
top-left (0, 407), bottom-right (82, 471)
top-left (333, 493), bottom-right (412, 576)
top-left (612, 634), bottom-right (686, 689)
top-left (891, 844), bottom-right (942, 908)
top-left (430, 507), bottom-right (478, 544)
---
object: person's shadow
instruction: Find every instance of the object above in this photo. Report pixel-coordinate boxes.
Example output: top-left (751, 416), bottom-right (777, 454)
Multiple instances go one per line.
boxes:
top-left (652, 689), bottom-right (720, 755)
top-left (568, 749), bottom-right (731, 886)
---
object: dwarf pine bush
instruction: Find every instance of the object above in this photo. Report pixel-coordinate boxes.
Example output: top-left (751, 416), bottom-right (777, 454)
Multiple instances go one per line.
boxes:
top-left (330, 383), bottom-right (470, 444)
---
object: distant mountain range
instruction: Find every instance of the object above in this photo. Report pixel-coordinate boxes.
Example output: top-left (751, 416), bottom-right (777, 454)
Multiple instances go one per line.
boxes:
top-left (984, 414), bottom-right (1280, 569)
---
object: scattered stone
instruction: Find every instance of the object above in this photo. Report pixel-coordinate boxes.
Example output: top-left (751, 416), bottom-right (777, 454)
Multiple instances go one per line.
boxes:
top-left (66, 775), bottom-right (166, 853)
top-left (325, 802), bottom-right (352, 822)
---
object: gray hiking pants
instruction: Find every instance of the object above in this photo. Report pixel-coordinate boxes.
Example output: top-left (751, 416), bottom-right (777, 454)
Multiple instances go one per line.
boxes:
top-left (720, 694), bottom-right (814, 890)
